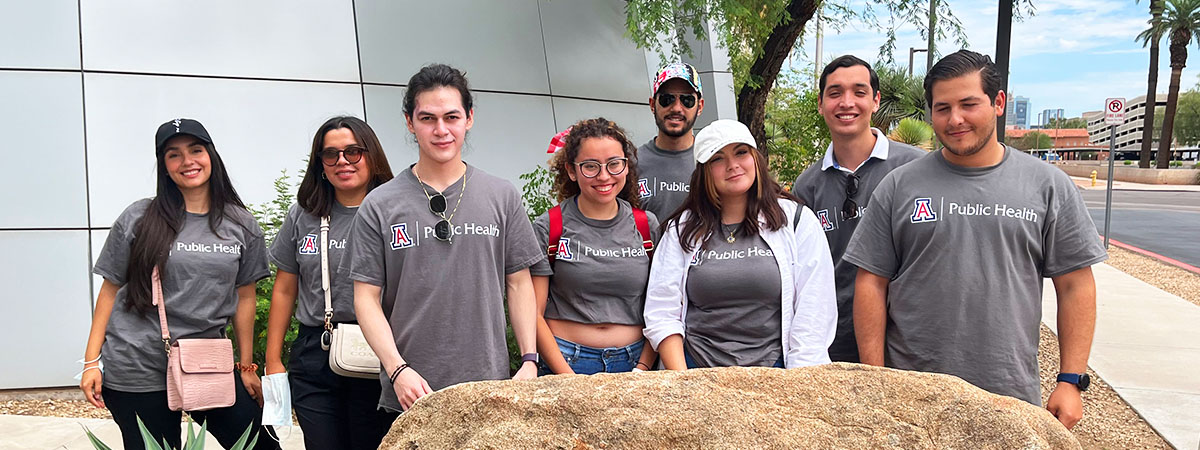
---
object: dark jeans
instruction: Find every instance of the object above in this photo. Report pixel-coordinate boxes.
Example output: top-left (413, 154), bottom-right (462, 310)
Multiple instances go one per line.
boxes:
top-left (290, 324), bottom-right (400, 450)
top-left (102, 375), bottom-right (279, 450)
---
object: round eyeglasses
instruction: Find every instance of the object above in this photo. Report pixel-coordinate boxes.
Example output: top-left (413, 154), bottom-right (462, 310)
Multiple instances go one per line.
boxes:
top-left (575, 158), bottom-right (629, 178)
top-left (319, 146), bottom-right (366, 166)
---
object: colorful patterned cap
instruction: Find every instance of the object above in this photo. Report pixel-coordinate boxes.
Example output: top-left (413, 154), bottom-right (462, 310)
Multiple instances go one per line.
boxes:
top-left (546, 126), bottom-right (573, 154)
top-left (652, 63), bottom-right (702, 98)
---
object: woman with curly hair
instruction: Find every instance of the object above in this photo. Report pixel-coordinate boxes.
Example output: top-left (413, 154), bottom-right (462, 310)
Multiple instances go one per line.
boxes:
top-left (530, 118), bottom-right (661, 375)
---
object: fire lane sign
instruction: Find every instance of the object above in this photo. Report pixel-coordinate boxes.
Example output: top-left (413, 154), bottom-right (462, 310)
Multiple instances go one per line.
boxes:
top-left (1105, 98), bottom-right (1126, 125)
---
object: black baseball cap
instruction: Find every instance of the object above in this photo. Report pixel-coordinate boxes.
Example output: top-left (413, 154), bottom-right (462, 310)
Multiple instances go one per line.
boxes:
top-left (155, 118), bottom-right (213, 155)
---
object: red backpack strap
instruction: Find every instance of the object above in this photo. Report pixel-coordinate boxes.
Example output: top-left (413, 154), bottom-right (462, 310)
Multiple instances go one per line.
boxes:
top-left (632, 208), bottom-right (654, 258)
top-left (547, 205), bottom-right (563, 264)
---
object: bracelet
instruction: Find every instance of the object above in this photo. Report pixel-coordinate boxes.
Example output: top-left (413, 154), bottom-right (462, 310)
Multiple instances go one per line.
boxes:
top-left (82, 354), bottom-right (102, 365)
top-left (636, 362), bottom-right (650, 370)
top-left (388, 364), bottom-right (410, 384)
top-left (234, 362), bottom-right (258, 373)
top-left (81, 366), bottom-right (102, 376)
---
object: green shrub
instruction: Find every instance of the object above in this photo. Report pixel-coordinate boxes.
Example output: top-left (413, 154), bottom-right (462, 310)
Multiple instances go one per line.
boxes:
top-left (227, 169), bottom-right (302, 374)
top-left (84, 415), bottom-right (257, 450)
top-left (1123, 160), bottom-right (1133, 165)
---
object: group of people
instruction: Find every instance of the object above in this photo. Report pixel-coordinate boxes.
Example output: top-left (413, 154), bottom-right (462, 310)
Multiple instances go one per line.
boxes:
top-left (79, 50), bottom-right (1105, 450)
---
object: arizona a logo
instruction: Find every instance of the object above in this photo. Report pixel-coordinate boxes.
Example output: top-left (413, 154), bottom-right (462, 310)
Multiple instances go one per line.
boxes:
top-left (391, 223), bottom-right (414, 249)
top-left (689, 251), bottom-right (702, 266)
top-left (555, 238), bottom-right (574, 261)
top-left (638, 178), bottom-right (651, 198)
top-left (298, 234), bottom-right (319, 254)
top-left (816, 209), bottom-right (834, 231)
top-left (910, 198), bottom-right (938, 223)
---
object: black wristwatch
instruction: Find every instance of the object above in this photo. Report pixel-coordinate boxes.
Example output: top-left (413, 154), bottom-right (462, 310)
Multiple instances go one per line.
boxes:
top-left (1056, 372), bottom-right (1091, 392)
top-left (521, 353), bottom-right (539, 366)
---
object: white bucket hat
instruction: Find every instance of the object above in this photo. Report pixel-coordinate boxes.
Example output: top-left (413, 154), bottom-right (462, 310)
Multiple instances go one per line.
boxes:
top-left (694, 119), bottom-right (757, 164)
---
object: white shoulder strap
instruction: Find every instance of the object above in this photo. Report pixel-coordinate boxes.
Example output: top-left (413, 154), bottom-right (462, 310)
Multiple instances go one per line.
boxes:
top-left (321, 216), bottom-right (332, 332)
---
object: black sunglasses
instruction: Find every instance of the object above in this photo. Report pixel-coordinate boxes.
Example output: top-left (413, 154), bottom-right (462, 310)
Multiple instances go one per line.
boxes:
top-left (842, 173), bottom-right (860, 221)
top-left (427, 194), bottom-right (453, 242)
top-left (319, 146), bottom-right (366, 166)
top-left (656, 93), bottom-right (697, 109)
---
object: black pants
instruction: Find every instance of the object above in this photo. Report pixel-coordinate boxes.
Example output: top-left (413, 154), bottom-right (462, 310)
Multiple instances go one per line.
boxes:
top-left (102, 374), bottom-right (279, 450)
top-left (290, 324), bottom-right (399, 450)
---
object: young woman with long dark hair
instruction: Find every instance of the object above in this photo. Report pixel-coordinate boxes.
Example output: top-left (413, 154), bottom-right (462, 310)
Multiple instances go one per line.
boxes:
top-left (347, 64), bottom-right (544, 412)
top-left (642, 119), bottom-right (838, 370)
top-left (263, 116), bottom-right (397, 449)
top-left (530, 118), bottom-right (660, 375)
top-left (79, 118), bottom-right (277, 450)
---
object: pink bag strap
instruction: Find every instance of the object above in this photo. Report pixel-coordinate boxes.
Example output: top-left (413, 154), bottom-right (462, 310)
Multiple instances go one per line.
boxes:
top-left (152, 266), bottom-right (172, 354)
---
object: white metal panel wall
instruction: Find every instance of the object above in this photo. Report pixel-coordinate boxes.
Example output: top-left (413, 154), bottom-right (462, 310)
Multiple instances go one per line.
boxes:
top-left (0, 0), bottom-right (730, 389)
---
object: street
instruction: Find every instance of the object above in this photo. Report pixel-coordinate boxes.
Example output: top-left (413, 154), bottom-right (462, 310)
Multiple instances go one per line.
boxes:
top-left (1081, 189), bottom-right (1200, 267)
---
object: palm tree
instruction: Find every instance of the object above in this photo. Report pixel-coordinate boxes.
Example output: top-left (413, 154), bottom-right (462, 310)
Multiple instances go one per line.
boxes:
top-left (873, 66), bottom-right (927, 133)
top-left (1138, 0), bottom-right (1200, 169)
top-left (1137, 0), bottom-right (1164, 169)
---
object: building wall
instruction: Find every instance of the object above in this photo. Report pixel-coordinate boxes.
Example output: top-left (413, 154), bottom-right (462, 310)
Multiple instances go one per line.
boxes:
top-left (0, 0), bottom-right (734, 389)
top-left (1084, 94), bottom-right (1168, 151)
top-left (1006, 96), bottom-right (1030, 128)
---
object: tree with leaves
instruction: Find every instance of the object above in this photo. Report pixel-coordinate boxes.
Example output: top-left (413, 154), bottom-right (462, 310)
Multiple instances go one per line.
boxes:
top-left (1138, 0), bottom-right (1200, 169)
top-left (1138, 0), bottom-right (1165, 168)
top-left (622, 0), bottom-right (1021, 151)
top-left (1046, 117), bottom-right (1087, 129)
top-left (1172, 90), bottom-right (1200, 145)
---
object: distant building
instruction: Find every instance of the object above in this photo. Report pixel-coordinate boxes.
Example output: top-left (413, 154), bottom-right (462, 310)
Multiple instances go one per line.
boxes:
top-left (1040, 108), bottom-right (1065, 126)
top-left (1082, 93), bottom-right (1168, 152)
top-left (1006, 128), bottom-right (1097, 148)
top-left (1006, 96), bottom-right (1031, 128)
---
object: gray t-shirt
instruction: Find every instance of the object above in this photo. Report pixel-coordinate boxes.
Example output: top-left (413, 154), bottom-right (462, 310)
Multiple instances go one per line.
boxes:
top-left (636, 139), bottom-right (695, 221)
top-left (843, 147), bottom-right (1108, 404)
top-left (93, 198), bottom-right (270, 392)
top-left (683, 224), bottom-right (783, 368)
top-left (346, 164), bottom-right (544, 411)
top-left (268, 202), bottom-right (358, 327)
top-left (791, 139), bottom-right (926, 362)
top-left (529, 197), bottom-right (660, 326)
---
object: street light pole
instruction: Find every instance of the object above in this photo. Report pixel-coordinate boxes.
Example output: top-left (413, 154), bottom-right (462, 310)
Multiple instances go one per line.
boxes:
top-left (909, 47), bottom-right (928, 77)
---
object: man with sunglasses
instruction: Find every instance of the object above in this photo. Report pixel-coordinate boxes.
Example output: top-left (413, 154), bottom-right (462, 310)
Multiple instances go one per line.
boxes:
top-left (791, 55), bottom-right (926, 363)
top-left (637, 62), bottom-right (705, 221)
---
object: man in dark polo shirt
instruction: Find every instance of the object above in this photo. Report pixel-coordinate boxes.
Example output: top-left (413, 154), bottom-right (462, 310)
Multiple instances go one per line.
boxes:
top-left (791, 55), bottom-right (925, 362)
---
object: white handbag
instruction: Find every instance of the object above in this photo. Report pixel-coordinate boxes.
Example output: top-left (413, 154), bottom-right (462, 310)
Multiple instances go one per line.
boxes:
top-left (317, 217), bottom-right (382, 379)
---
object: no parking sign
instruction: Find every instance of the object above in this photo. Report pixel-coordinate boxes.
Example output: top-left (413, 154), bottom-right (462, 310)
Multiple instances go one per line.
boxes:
top-left (1105, 98), bottom-right (1125, 125)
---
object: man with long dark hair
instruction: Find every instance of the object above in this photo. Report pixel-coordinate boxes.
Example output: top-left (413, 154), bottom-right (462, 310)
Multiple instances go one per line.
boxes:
top-left (846, 50), bottom-right (1105, 429)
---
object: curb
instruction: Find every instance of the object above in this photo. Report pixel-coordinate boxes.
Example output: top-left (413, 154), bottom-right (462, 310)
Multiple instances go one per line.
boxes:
top-left (1107, 237), bottom-right (1200, 275)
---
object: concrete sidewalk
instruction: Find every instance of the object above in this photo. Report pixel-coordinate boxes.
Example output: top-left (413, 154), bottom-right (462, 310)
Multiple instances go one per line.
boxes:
top-left (1069, 175), bottom-right (1200, 192)
top-left (0, 414), bottom-right (305, 449)
top-left (1043, 263), bottom-right (1200, 450)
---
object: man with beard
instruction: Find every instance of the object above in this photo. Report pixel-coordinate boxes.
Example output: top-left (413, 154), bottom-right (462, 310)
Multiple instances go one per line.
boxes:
top-left (791, 55), bottom-right (925, 363)
top-left (843, 50), bottom-right (1105, 430)
top-left (636, 63), bottom-right (705, 220)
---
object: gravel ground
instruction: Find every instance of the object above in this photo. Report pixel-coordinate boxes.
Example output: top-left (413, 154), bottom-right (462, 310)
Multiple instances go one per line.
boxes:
top-left (1105, 245), bottom-right (1200, 308)
top-left (3, 250), bottom-right (1193, 447)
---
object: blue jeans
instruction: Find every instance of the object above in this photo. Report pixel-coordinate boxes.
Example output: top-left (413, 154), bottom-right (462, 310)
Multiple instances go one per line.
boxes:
top-left (541, 336), bottom-right (644, 375)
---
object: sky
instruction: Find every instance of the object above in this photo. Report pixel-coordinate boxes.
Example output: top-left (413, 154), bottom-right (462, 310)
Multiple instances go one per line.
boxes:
top-left (794, 0), bottom-right (1200, 120)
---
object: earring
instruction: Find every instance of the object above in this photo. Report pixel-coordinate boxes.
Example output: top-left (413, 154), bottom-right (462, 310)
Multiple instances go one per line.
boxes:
top-left (321, 172), bottom-right (327, 180)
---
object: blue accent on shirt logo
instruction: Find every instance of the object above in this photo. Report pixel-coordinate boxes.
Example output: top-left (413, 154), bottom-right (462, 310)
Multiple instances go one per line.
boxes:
top-left (298, 234), bottom-right (319, 254)
top-left (555, 238), bottom-right (574, 261)
top-left (910, 198), bottom-right (938, 223)
top-left (816, 209), bottom-right (835, 231)
top-left (638, 178), bottom-right (651, 198)
top-left (391, 223), bottom-right (415, 249)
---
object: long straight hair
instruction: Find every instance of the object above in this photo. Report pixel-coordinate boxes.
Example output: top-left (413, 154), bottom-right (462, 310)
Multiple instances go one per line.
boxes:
top-left (297, 116), bottom-right (394, 217)
top-left (664, 145), bottom-right (800, 252)
top-left (125, 142), bottom-right (247, 313)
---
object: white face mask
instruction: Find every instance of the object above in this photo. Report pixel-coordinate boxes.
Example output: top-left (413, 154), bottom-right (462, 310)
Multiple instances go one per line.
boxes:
top-left (261, 373), bottom-right (293, 429)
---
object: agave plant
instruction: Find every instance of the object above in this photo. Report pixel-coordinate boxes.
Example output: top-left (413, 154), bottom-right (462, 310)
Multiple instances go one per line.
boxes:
top-left (888, 118), bottom-right (936, 150)
top-left (83, 415), bottom-right (258, 450)
top-left (873, 66), bottom-right (927, 132)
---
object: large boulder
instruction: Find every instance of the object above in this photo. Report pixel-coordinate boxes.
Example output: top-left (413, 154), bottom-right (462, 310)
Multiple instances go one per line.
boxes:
top-left (380, 363), bottom-right (1079, 449)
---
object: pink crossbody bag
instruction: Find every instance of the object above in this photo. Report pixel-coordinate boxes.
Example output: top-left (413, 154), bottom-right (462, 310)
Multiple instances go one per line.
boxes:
top-left (153, 267), bottom-right (236, 411)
